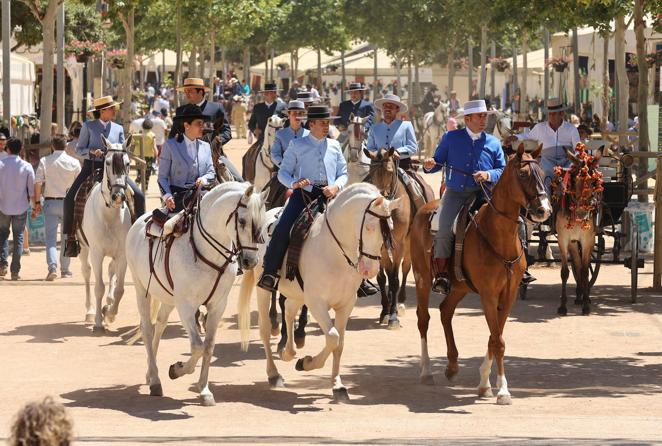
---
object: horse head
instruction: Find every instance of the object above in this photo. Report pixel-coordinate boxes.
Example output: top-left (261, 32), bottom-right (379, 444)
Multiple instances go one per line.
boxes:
top-left (363, 147), bottom-right (398, 198)
top-left (101, 135), bottom-right (131, 208)
top-left (507, 142), bottom-right (551, 222)
top-left (234, 184), bottom-right (268, 270)
top-left (433, 101), bottom-right (449, 126)
top-left (347, 114), bottom-right (368, 162)
top-left (264, 115), bottom-right (284, 151)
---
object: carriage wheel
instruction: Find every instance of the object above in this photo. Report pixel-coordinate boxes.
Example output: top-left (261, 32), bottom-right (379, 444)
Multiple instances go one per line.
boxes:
top-left (588, 235), bottom-right (605, 289)
top-left (630, 225), bottom-right (639, 304)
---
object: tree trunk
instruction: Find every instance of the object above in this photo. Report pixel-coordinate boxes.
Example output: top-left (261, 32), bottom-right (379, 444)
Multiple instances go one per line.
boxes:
top-left (614, 14), bottom-right (628, 146)
top-left (340, 50), bottom-right (346, 100)
top-left (521, 30), bottom-right (529, 116)
top-left (414, 55), bottom-right (420, 106)
top-left (293, 49), bottom-right (299, 82)
top-left (490, 40), bottom-right (496, 100)
top-left (448, 45), bottom-right (455, 95)
top-left (208, 30), bottom-right (215, 101)
top-left (317, 47), bottom-right (322, 90)
top-left (264, 45), bottom-right (269, 83)
top-left (395, 56), bottom-right (401, 96)
top-left (602, 32), bottom-right (609, 131)
top-left (38, 0), bottom-right (59, 143)
top-left (468, 41), bottom-right (473, 100)
top-left (479, 24), bottom-right (487, 98)
top-left (407, 57), bottom-right (413, 112)
top-left (270, 47), bottom-right (275, 83)
top-left (199, 47), bottom-right (206, 81)
top-left (512, 42), bottom-right (518, 114)
top-left (242, 47), bottom-right (250, 87)
top-left (221, 44), bottom-right (226, 81)
top-left (543, 27), bottom-right (550, 120)
top-left (174, 0), bottom-right (182, 106)
top-left (373, 47), bottom-right (379, 101)
top-left (634, 0), bottom-right (649, 202)
top-left (118, 6), bottom-right (134, 127)
top-left (572, 27), bottom-right (581, 115)
top-left (189, 44), bottom-right (198, 78)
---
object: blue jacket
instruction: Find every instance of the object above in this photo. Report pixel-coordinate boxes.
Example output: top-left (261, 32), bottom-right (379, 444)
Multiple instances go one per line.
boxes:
top-left (278, 135), bottom-right (348, 192)
top-left (335, 99), bottom-right (375, 130)
top-left (271, 126), bottom-right (309, 167)
top-left (366, 120), bottom-right (418, 159)
top-left (427, 128), bottom-right (505, 192)
top-left (76, 119), bottom-right (125, 160)
top-left (157, 137), bottom-right (216, 198)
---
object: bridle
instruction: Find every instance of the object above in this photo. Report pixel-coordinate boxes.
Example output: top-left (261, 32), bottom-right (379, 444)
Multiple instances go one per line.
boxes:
top-left (324, 196), bottom-right (393, 270)
top-left (101, 150), bottom-right (129, 209)
top-left (369, 154), bottom-right (400, 200)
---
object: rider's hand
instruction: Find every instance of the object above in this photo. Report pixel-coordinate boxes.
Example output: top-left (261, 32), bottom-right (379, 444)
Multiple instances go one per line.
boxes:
top-left (31, 203), bottom-right (41, 219)
top-left (195, 178), bottom-right (205, 187)
top-left (473, 171), bottom-right (490, 183)
top-left (322, 185), bottom-right (340, 198)
top-left (392, 150), bottom-right (401, 160)
top-left (423, 158), bottom-right (437, 170)
top-left (165, 196), bottom-right (175, 211)
top-left (292, 179), bottom-right (311, 189)
top-left (90, 149), bottom-right (103, 157)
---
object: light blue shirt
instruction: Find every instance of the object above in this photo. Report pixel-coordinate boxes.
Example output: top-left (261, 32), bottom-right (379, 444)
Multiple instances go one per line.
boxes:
top-left (271, 126), bottom-right (309, 167)
top-left (366, 119), bottom-right (418, 158)
top-left (158, 137), bottom-right (215, 199)
top-left (76, 119), bottom-right (125, 160)
top-left (0, 155), bottom-right (35, 215)
top-left (278, 134), bottom-right (348, 192)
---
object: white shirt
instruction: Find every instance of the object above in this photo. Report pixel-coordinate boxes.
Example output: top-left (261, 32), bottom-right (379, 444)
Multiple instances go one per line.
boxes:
top-left (0, 149), bottom-right (7, 161)
top-left (518, 120), bottom-right (580, 150)
top-left (129, 118), bottom-right (145, 135)
top-left (183, 135), bottom-right (197, 160)
top-left (150, 117), bottom-right (167, 145)
top-left (35, 150), bottom-right (81, 198)
top-left (466, 127), bottom-right (481, 141)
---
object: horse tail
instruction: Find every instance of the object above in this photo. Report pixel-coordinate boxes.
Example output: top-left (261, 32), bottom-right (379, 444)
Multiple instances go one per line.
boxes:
top-left (238, 268), bottom-right (255, 352)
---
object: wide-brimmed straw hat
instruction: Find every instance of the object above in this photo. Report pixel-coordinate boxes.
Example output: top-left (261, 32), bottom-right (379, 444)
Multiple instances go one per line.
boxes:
top-left (88, 95), bottom-right (122, 112)
top-left (463, 99), bottom-right (496, 116)
top-left (374, 94), bottom-right (408, 114)
top-left (543, 98), bottom-right (570, 113)
top-left (296, 105), bottom-right (338, 121)
top-left (172, 104), bottom-right (210, 122)
top-left (176, 78), bottom-right (210, 92)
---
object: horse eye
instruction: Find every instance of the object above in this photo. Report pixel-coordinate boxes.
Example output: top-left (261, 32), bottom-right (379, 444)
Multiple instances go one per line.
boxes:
top-left (238, 218), bottom-right (247, 226)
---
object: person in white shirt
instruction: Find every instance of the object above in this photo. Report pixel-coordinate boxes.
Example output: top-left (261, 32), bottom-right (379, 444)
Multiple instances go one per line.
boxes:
top-left (34, 135), bottom-right (81, 280)
top-left (148, 110), bottom-right (167, 150)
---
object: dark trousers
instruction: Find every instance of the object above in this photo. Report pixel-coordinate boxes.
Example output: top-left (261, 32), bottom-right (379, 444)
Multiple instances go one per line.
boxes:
top-left (63, 159), bottom-right (146, 236)
top-left (262, 188), bottom-right (323, 274)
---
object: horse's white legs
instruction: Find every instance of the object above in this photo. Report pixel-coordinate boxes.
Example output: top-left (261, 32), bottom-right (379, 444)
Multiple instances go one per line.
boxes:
top-left (420, 337), bottom-right (433, 383)
top-left (477, 351), bottom-right (494, 398)
top-left (169, 301), bottom-right (204, 379)
top-left (257, 288), bottom-right (283, 387)
top-left (90, 250), bottom-right (106, 332)
top-left (296, 298), bottom-right (338, 372)
top-left (80, 247), bottom-right (95, 323)
top-left (496, 373), bottom-right (511, 404)
top-left (152, 302), bottom-right (174, 357)
top-left (330, 304), bottom-right (352, 401)
top-left (280, 297), bottom-right (300, 362)
top-left (104, 258), bottom-right (127, 324)
top-left (135, 283), bottom-right (162, 396)
top-left (106, 259), bottom-right (116, 308)
top-left (195, 298), bottom-right (227, 407)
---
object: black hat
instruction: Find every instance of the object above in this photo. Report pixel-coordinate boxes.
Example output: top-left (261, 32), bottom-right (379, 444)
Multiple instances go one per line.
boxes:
top-left (296, 90), bottom-right (316, 103)
top-left (347, 82), bottom-right (367, 91)
top-left (173, 104), bottom-right (210, 122)
top-left (297, 105), bottom-right (339, 121)
top-left (260, 82), bottom-right (279, 93)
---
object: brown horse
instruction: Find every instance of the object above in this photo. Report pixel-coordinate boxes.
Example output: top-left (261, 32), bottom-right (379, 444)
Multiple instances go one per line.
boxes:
top-left (365, 148), bottom-right (433, 329)
top-left (410, 143), bottom-right (550, 405)
top-left (554, 145), bottom-right (603, 316)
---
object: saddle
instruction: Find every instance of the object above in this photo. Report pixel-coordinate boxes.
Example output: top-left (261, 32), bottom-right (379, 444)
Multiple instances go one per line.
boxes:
top-left (285, 197), bottom-right (326, 289)
top-left (241, 138), bottom-right (263, 183)
top-left (399, 168), bottom-right (434, 218)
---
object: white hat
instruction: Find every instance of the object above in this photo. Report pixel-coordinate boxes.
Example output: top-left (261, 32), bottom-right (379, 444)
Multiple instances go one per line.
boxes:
top-left (374, 94), bottom-right (408, 114)
top-left (463, 99), bottom-right (495, 116)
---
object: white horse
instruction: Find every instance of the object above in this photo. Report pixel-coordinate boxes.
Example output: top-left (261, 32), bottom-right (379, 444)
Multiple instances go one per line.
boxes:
top-left (239, 183), bottom-right (401, 400)
top-left (79, 135), bottom-right (133, 332)
top-left (343, 114), bottom-right (371, 184)
top-left (253, 115), bottom-right (284, 192)
top-left (421, 101), bottom-right (449, 158)
top-left (126, 182), bottom-right (266, 406)
top-left (492, 110), bottom-right (513, 141)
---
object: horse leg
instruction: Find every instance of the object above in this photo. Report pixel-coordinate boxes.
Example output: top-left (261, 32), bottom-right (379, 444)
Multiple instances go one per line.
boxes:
top-left (277, 294), bottom-right (287, 355)
top-left (491, 291), bottom-right (517, 405)
top-left (280, 297), bottom-right (300, 362)
top-left (557, 243), bottom-right (570, 316)
top-left (580, 240), bottom-right (592, 315)
top-left (477, 351), bottom-right (494, 398)
top-left (80, 247), bottom-right (95, 323)
top-left (269, 290), bottom-right (280, 336)
top-left (295, 298), bottom-right (337, 372)
top-left (294, 305), bottom-right (308, 348)
top-left (106, 259), bottom-right (116, 309)
top-left (387, 267), bottom-right (401, 330)
top-left (135, 283), bottom-right (161, 396)
top-left (415, 268), bottom-right (434, 385)
top-left (105, 258), bottom-right (127, 325)
top-left (440, 287), bottom-right (466, 381)
top-left (398, 245), bottom-right (412, 316)
top-left (330, 304), bottom-right (352, 401)
top-left (152, 303), bottom-right (174, 358)
top-left (168, 302), bottom-right (204, 380)
top-left (90, 251), bottom-right (106, 333)
top-left (257, 288), bottom-right (283, 387)
top-left (377, 267), bottom-right (389, 324)
top-left (195, 299), bottom-right (227, 407)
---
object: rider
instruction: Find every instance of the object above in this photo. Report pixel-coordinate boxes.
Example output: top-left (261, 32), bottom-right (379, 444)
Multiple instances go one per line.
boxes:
top-left (63, 96), bottom-right (146, 257)
top-left (367, 93), bottom-right (417, 170)
top-left (157, 104), bottom-right (216, 213)
top-left (257, 105), bottom-right (348, 292)
top-left (248, 82), bottom-right (287, 141)
top-left (334, 82), bottom-right (375, 132)
top-left (423, 99), bottom-right (506, 293)
top-left (420, 85), bottom-right (440, 115)
top-left (271, 100), bottom-right (309, 169)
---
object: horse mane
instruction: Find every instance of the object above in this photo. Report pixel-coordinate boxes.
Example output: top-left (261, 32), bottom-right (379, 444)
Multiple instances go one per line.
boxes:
top-left (111, 152), bottom-right (127, 175)
top-left (201, 181), bottom-right (266, 230)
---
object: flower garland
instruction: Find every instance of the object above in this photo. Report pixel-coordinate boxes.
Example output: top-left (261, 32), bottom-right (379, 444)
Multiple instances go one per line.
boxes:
top-left (550, 143), bottom-right (604, 230)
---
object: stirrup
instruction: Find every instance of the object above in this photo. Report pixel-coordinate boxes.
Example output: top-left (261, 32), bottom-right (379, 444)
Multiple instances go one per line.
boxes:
top-left (432, 274), bottom-right (450, 294)
top-left (64, 239), bottom-right (80, 258)
top-left (257, 272), bottom-right (279, 292)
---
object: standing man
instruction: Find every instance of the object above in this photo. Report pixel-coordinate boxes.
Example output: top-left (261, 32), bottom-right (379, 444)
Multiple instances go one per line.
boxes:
top-left (248, 82), bottom-right (287, 142)
top-left (33, 135), bottom-right (81, 280)
top-left (423, 99), bottom-right (506, 293)
top-left (149, 110), bottom-right (168, 154)
top-left (63, 96), bottom-right (146, 257)
top-left (257, 105), bottom-right (347, 291)
top-left (335, 82), bottom-right (375, 132)
top-left (449, 90), bottom-right (460, 113)
top-left (0, 139), bottom-right (35, 280)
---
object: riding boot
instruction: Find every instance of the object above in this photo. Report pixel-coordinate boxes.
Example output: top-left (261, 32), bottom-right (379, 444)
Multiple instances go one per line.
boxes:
top-left (357, 279), bottom-right (379, 298)
top-left (431, 257), bottom-right (450, 294)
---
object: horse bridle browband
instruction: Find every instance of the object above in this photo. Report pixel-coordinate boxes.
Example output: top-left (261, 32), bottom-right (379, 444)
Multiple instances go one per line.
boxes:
top-left (325, 196), bottom-right (393, 270)
top-left (101, 150), bottom-right (128, 208)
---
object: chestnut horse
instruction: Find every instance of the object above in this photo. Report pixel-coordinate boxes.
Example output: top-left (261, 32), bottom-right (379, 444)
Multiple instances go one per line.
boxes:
top-left (553, 145), bottom-right (603, 316)
top-left (410, 143), bottom-right (551, 405)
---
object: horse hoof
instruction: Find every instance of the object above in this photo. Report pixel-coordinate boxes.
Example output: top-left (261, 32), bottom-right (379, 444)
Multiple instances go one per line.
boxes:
top-left (496, 394), bottom-right (512, 405)
top-left (557, 306), bottom-right (568, 316)
top-left (333, 387), bottom-right (350, 402)
top-left (84, 314), bottom-right (95, 323)
top-left (200, 394), bottom-right (216, 407)
top-left (294, 335), bottom-right (306, 349)
top-left (169, 362), bottom-right (183, 380)
top-left (445, 366), bottom-right (459, 382)
top-left (478, 387), bottom-right (493, 398)
top-left (582, 306), bottom-right (591, 316)
top-left (268, 375), bottom-right (285, 388)
top-left (387, 319), bottom-right (400, 330)
top-left (380, 314), bottom-right (389, 325)
top-left (420, 374), bottom-right (435, 385)
top-left (92, 325), bottom-right (106, 335)
top-left (280, 349), bottom-right (295, 362)
top-left (295, 356), bottom-right (311, 372)
top-left (149, 383), bottom-right (163, 397)
top-left (397, 303), bottom-right (406, 316)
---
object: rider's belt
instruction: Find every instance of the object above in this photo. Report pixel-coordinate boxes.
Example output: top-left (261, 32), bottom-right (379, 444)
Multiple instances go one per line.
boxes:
top-left (44, 197), bottom-right (65, 200)
top-left (311, 181), bottom-right (328, 187)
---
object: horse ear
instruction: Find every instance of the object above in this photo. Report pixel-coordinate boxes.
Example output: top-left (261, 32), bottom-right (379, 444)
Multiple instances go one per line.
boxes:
top-left (244, 184), bottom-right (254, 199)
top-left (349, 112), bottom-right (355, 121)
top-left (387, 147), bottom-right (395, 159)
top-left (372, 196), bottom-right (384, 207)
top-left (387, 196), bottom-right (404, 213)
top-left (363, 148), bottom-right (375, 160)
top-left (516, 142), bottom-right (525, 158)
top-left (565, 147), bottom-right (580, 165)
top-left (531, 143), bottom-right (543, 159)
top-left (101, 135), bottom-right (110, 150)
top-left (124, 134), bottom-right (134, 153)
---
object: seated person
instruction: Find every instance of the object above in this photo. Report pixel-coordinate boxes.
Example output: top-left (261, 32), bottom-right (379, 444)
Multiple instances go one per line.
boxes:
top-left (366, 94), bottom-right (417, 170)
top-left (157, 104), bottom-right (216, 213)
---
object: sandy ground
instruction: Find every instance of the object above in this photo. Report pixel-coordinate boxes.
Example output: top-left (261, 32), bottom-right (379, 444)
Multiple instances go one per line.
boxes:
top-left (1, 138), bottom-right (662, 445)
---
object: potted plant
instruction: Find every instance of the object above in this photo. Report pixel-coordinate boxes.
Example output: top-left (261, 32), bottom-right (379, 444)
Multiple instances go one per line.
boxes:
top-left (107, 49), bottom-right (127, 69)
top-left (546, 56), bottom-right (570, 72)
top-left (65, 40), bottom-right (106, 63)
top-left (489, 56), bottom-right (511, 72)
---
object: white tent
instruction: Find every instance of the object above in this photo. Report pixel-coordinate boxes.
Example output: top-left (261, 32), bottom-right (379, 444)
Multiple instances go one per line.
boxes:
top-left (0, 50), bottom-right (37, 117)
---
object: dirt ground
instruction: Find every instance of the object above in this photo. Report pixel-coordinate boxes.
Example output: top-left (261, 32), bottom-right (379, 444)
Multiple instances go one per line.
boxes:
top-left (1, 138), bottom-right (662, 445)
